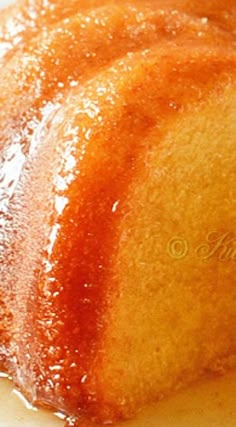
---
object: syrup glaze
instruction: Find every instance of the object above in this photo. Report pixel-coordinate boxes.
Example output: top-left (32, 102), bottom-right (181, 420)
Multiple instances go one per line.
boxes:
top-left (0, 0), bottom-right (235, 425)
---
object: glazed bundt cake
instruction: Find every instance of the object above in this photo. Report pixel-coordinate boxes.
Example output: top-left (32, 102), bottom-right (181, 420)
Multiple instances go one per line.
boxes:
top-left (0, 0), bottom-right (236, 425)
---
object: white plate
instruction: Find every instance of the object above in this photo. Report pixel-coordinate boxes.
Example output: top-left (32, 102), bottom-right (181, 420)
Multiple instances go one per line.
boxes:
top-left (1, 1), bottom-right (236, 426)
top-left (0, 377), bottom-right (64, 427)
top-left (1, 0), bottom-right (14, 7)
top-left (1, 371), bottom-right (236, 427)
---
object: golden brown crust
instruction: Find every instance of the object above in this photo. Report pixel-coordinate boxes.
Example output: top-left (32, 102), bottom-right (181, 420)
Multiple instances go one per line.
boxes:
top-left (0, 0), bottom-right (235, 424)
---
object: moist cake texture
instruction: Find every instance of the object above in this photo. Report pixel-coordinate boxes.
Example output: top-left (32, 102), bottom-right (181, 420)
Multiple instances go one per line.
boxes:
top-left (0, 0), bottom-right (236, 424)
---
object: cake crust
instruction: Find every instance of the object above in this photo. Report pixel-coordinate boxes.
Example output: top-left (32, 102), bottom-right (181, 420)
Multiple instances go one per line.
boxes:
top-left (0, 0), bottom-right (235, 424)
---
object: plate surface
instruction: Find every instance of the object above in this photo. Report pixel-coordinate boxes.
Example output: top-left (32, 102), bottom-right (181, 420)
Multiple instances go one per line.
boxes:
top-left (1, 0), bottom-right (14, 6)
top-left (0, 1), bottom-right (236, 426)
top-left (1, 371), bottom-right (236, 427)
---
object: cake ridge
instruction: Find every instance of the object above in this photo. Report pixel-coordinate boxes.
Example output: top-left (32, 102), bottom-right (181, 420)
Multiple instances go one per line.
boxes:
top-left (0, 0), bottom-right (235, 425)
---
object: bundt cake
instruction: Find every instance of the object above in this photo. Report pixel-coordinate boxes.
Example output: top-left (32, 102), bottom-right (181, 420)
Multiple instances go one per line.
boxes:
top-left (0, 0), bottom-right (236, 425)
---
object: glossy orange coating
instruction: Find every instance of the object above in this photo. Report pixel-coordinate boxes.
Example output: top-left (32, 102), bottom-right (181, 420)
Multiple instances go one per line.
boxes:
top-left (0, 0), bottom-right (235, 425)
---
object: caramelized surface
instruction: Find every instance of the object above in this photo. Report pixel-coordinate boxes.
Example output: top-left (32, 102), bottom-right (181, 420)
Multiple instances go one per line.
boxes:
top-left (0, 0), bottom-right (235, 425)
